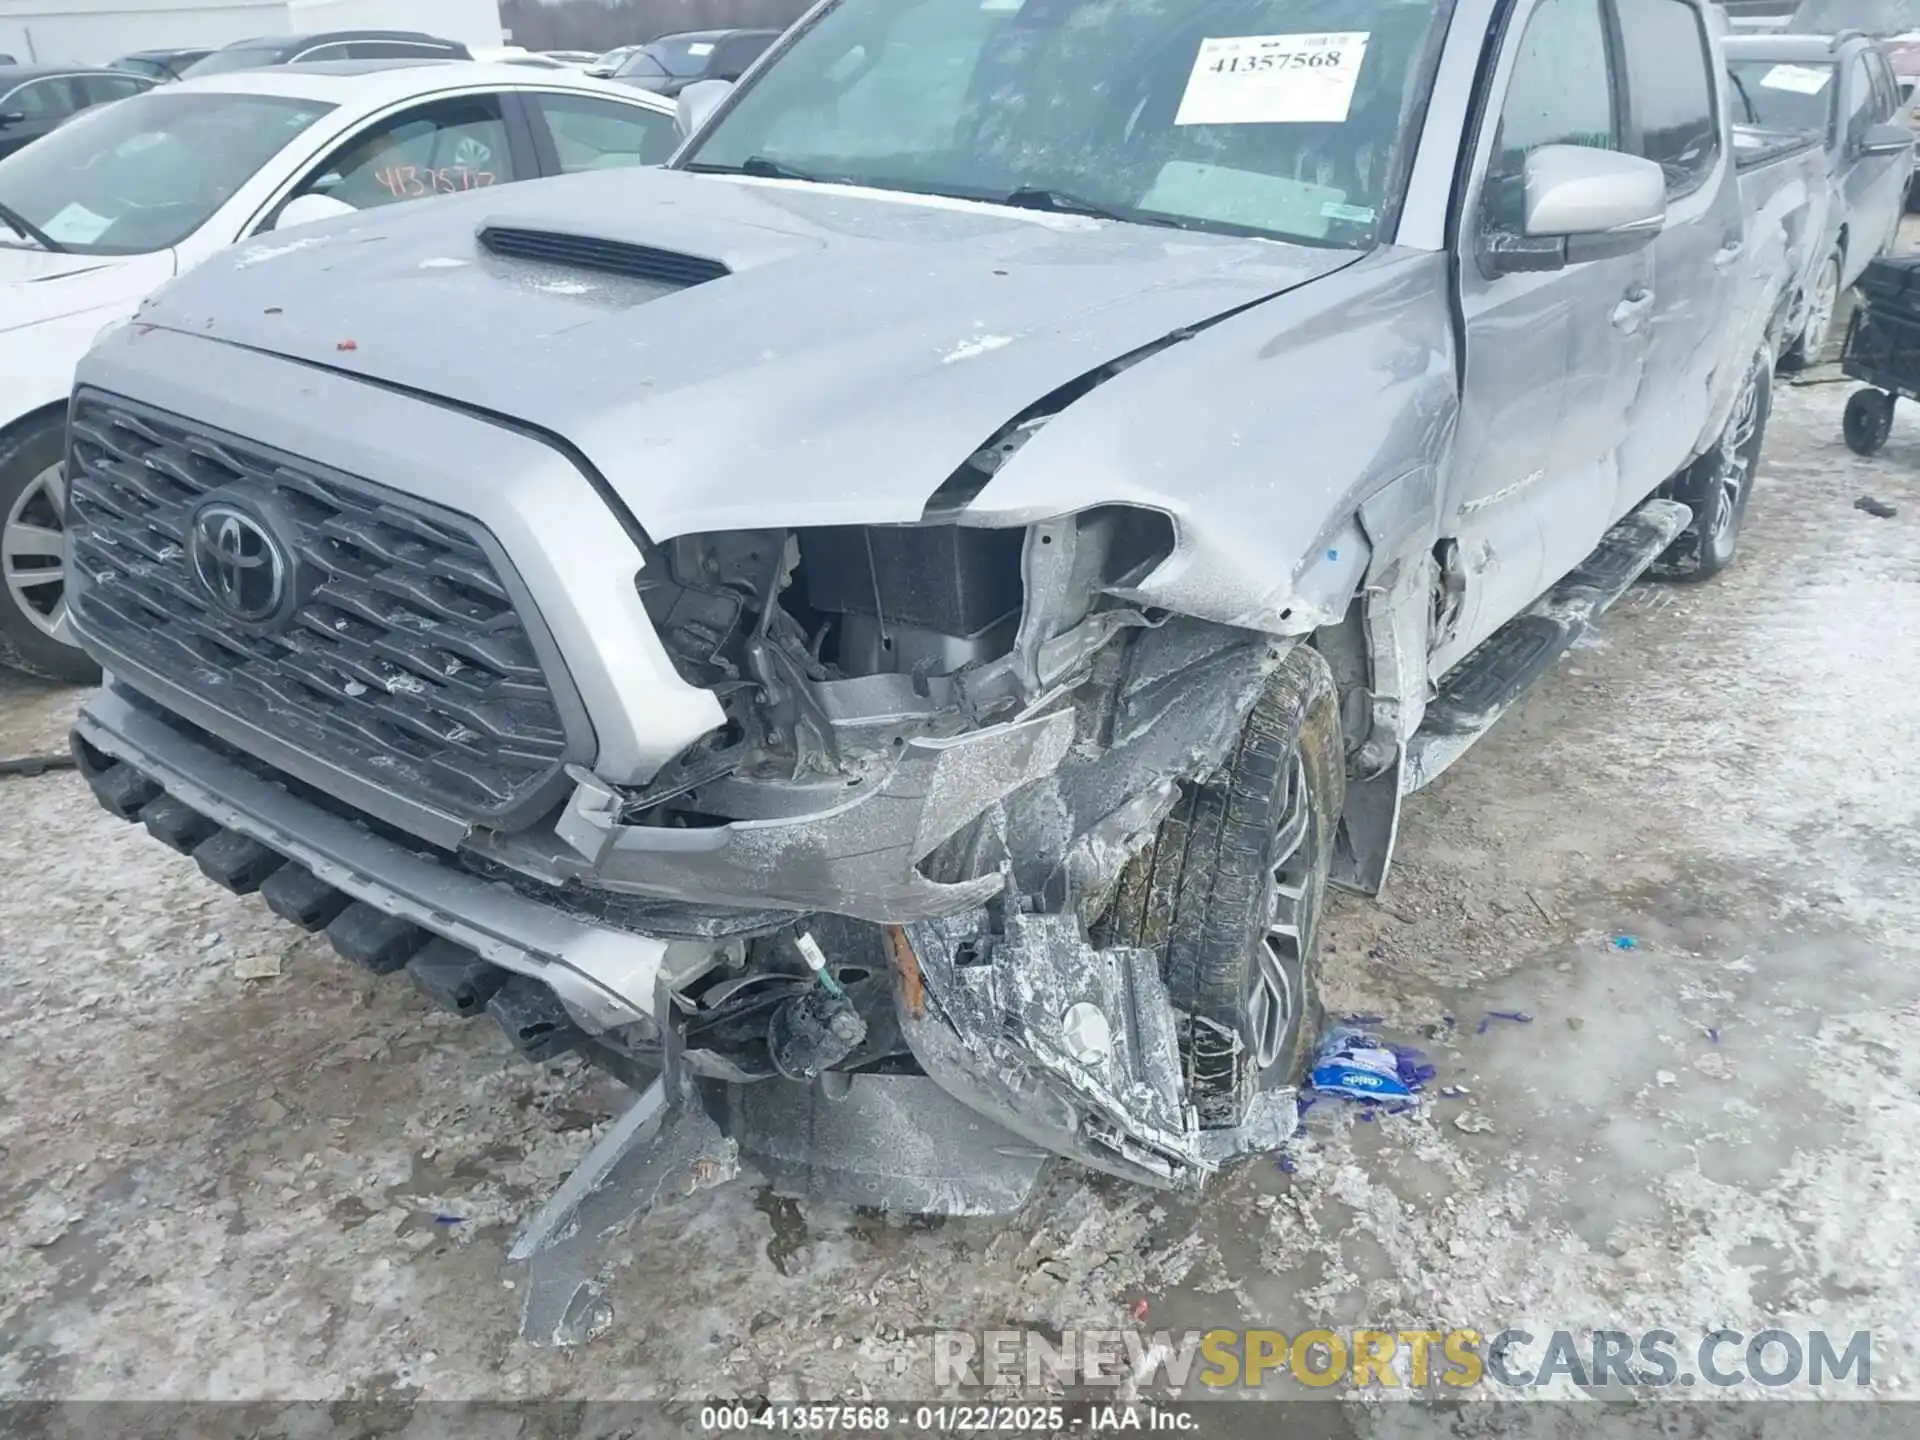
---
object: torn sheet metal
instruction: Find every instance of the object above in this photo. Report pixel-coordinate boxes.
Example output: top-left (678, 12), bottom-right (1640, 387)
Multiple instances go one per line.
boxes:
top-left (998, 619), bottom-right (1287, 914)
top-left (544, 708), bottom-right (1076, 922)
top-left (901, 909), bottom-right (1205, 1189)
top-left (716, 1072), bottom-right (1050, 1214)
top-left (508, 1073), bottom-right (737, 1346)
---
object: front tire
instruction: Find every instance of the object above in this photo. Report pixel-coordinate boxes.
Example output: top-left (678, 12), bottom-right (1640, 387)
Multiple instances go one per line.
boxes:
top-left (1097, 644), bottom-right (1343, 1129)
top-left (1653, 349), bottom-right (1772, 584)
top-left (0, 412), bottom-right (99, 684)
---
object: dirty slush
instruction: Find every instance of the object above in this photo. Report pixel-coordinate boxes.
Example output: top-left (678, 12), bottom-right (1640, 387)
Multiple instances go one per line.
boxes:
top-left (1, 375), bottom-right (1915, 1419)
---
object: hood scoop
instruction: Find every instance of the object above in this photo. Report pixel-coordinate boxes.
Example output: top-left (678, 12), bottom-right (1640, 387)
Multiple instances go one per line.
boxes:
top-left (478, 224), bottom-right (730, 289)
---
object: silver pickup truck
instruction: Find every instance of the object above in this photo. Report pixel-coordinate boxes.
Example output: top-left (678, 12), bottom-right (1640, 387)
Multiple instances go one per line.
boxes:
top-left (65, 0), bottom-right (1821, 1300)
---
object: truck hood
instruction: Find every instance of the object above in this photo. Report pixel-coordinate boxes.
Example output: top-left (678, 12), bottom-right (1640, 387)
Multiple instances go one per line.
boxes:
top-left (131, 166), bottom-right (1355, 538)
top-left (1, 246), bottom-right (174, 335)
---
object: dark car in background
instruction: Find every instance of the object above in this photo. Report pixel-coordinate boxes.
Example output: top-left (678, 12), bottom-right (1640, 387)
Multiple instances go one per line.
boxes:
top-left (0, 65), bottom-right (154, 160)
top-left (110, 47), bottom-right (213, 83)
top-left (178, 30), bottom-right (472, 79)
top-left (608, 29), bottom-right (779, 96)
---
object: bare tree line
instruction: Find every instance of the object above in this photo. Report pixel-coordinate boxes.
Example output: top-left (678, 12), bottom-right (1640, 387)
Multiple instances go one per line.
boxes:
top-left (502, 0), bottom-right (815, 51)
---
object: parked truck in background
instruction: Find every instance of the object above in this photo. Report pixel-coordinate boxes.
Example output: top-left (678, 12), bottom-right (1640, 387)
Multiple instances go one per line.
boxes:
top-left (60, 0), bottom-right (1825, 1329)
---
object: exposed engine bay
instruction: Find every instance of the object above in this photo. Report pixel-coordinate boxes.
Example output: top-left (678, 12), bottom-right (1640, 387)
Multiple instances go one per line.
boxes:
top-left (518, 506), bottom-right (1306, 1194)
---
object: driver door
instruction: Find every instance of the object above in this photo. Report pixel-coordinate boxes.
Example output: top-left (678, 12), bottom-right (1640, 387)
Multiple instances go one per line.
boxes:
top-left (1435, 0), bottom-right (1651, 677)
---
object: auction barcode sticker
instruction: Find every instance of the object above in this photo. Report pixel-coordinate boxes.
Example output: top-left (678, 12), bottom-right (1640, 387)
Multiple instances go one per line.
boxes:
top-left (1175, 32), bottom-right (1371, 126)
top-left (1760, 62), bottom-right (1831, 94)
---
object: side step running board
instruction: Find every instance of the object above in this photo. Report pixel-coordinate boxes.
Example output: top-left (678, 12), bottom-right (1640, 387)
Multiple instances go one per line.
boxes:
top-left (1404, 498), bottom-right (1690, 793)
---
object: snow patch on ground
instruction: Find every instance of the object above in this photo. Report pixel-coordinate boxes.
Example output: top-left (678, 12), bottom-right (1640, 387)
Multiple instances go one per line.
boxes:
top-left (1, 378), bottom-right (1915, 1408)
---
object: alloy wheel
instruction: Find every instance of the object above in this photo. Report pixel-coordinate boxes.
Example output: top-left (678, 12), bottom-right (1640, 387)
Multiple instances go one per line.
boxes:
top-left (1252, 753), bottom-right (1315, 1070)
top-left (2, 461), bottom-right (70, 644)
top-left (1708, 362), bottom-right (1763, 545)
top-left (1800, 256), bottom-right (1841, 363)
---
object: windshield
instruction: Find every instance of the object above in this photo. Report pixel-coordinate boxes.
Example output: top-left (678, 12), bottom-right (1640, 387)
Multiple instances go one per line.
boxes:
top-left (679, 0), bottom-right (1451, 248)
top-left (0, 90), bottom-right (333, 254)
top-left (179, 44), bottom-right (288, 77)
top-left (1786, 0), bottom-right (1920, 33)
top-left (645, 36), bottom-right (728, 76)
top-left (616, 50), bottom-right (672, 79)
top-left (1726, 58), bottom-right (1836, 135)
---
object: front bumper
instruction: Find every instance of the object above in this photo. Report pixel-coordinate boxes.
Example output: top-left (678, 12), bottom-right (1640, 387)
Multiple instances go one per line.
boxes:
top-left (71, 677), bottom-right (1083, 1027)
top-left (73, 684), bottom-right (704, 1031)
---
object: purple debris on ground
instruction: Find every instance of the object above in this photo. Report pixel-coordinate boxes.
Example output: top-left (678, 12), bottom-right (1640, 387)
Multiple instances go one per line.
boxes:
top-left (434, 1214), bottom-right (465, 1226)
top-left (1707, 1027), bottom-right (1720, 1044)
top-left (1277, 1152), bottom-right (1298, 1173)
top-left (1395, 1045), bottom-right (1438, 1090)
top-left (1477, 1009), bottom-right (1534, 1033)
top-left (1346, 1014), bottom-right (1386, 1026)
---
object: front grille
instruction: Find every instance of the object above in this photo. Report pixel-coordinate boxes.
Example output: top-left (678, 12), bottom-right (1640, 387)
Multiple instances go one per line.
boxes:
top-left (66, 393), bottom-right (583, 828)
top-left (479, 225), bottom-right (730, 288)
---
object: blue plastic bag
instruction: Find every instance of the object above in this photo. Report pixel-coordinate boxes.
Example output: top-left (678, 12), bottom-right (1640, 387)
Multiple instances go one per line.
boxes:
top-left (1308, 1025), bottom-right (1429, 1101)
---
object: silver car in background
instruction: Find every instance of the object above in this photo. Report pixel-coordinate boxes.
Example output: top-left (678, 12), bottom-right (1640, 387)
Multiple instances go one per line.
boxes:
top-left (1727, 30), bottom-right (1915, 359)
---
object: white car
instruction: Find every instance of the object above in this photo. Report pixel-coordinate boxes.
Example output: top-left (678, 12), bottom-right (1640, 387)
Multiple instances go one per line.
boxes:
top-left (0, 59), bottom-right (679, 681)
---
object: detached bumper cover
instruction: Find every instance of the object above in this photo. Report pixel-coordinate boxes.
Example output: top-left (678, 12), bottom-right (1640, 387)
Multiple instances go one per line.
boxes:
top-left (550, 709), bottom-right (1077, 923)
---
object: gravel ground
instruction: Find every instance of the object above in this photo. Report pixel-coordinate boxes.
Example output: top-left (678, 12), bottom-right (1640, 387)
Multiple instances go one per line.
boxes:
top-left (2, 374), bottom-right (1917, 1428)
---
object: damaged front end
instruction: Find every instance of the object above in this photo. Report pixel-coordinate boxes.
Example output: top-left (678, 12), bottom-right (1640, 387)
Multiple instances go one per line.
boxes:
top-left (488, 507), bottom-right (1308, 1332)
top-left (71, 467), bottom-right (1305, 1342)
top-left (495, 506), bottom-right (1313, 1344)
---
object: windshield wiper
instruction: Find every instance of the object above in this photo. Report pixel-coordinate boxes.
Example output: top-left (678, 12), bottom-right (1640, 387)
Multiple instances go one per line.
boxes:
top-left (997, 186), bottom-right (1130, 221)
top-left (685, 155), bottom-right (821, 182)
top-left (0, 201), bottom-right (64, 253)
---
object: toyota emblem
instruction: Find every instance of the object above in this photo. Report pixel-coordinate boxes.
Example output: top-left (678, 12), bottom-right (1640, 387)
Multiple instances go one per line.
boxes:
top-left (188, 503), bottom-right (289, 624)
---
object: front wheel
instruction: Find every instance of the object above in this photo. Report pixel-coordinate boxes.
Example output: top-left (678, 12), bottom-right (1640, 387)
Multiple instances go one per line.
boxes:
top-left (1096, 644), bottom-right (1343, 1129)
top-left (1, 413), bottom-right (99, 684)
top-left (1844, 388), bottom-right (1895, 456)
top-left (1652, 349), bottom-right (1772, 584)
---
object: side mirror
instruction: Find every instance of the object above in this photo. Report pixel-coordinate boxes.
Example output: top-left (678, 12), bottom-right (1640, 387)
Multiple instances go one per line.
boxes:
top-left (1857, 120), bottom-right (1915, 157)
top-left (676, 78), bottom-right (733, 139)
top-left (270, 192), bottom-right (358, 231)
top-left (1485, 145), bottom-right (1666, 275)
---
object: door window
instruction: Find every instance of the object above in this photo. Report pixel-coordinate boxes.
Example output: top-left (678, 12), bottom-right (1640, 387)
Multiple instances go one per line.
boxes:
top-left (531, 91), bottom-right (679, 170)
top-left (1845, 56), bottom-right (1877, 147)
top-left (1864, 49), bottom-right (1896, 119)
top-left (78, 73), bottom-right (150, 104)
top-left (292, 95), bottom-right (519, 210)
top-left (1483, 0), bottom-right (1620, 233)
top-left (1614, 0), bottom-right (1719, 196)
top-left (710, 33), bottom-right (774, 81)
top-left (3, 77), bottom-right (80, 121)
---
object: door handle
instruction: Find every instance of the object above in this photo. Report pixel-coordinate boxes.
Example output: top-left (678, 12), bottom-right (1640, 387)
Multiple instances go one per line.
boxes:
top-left (1713, 238), bottom-right (1745, 270)
top-left (1611, 286), bottom-right (1655, 332)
